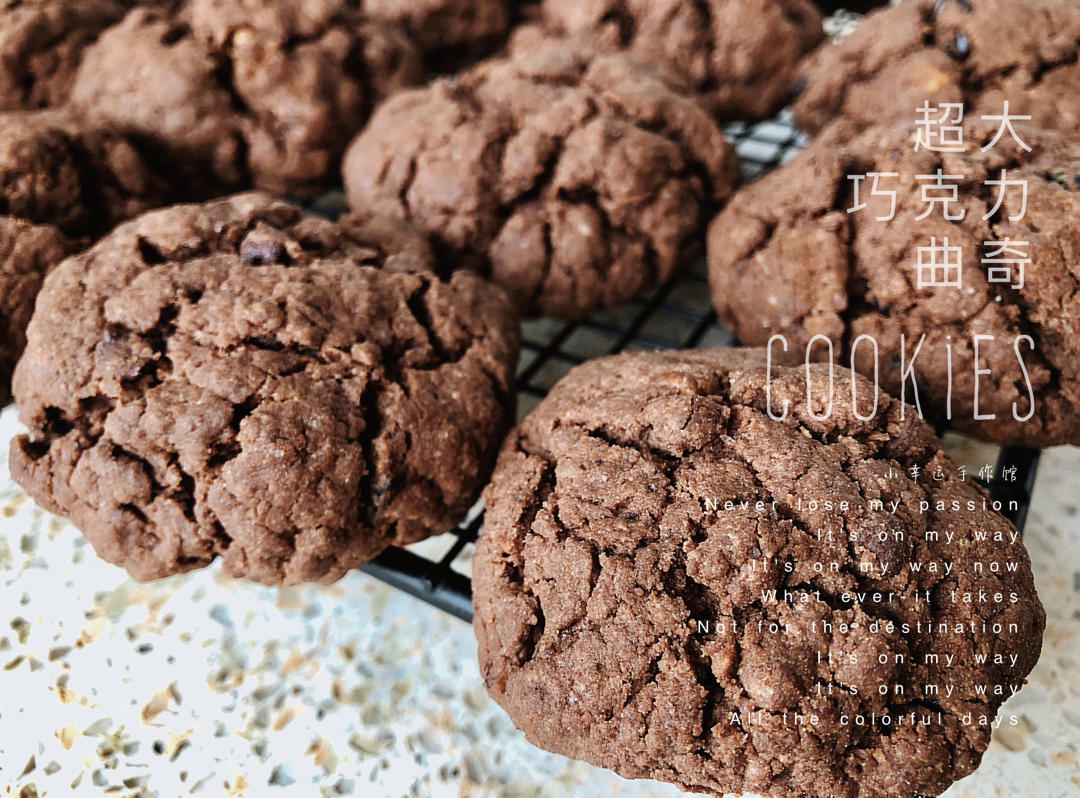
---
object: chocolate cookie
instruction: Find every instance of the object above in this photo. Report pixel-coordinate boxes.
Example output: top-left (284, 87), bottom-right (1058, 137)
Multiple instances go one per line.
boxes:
top-left (343, 36), bottom-right (738, 319)
top-left (69, 2), bottom-right (422, 195)
top-left (0, 0), bottom-right (128, 111)
top-left (533, 0), bottom-right (824, 121)
top-left (474, 347), bottom-right (1044, 798)
top-left (794, 0), bottom-right (1080, 138)
top-left (0, 217), bottom-right (73, 406)
top-left (707, 121), bottom-right (1080, 447)
top-left (9, 193), bottom-right (519, 585)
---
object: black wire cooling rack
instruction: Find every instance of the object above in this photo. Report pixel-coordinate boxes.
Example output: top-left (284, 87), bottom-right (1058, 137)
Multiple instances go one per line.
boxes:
top-left (357, 111), bottom-right (1043, 623)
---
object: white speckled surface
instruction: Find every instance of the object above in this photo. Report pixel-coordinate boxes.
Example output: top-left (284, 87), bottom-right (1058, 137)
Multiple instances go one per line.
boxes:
top-left (1, 401), bottom-right (1077, 798)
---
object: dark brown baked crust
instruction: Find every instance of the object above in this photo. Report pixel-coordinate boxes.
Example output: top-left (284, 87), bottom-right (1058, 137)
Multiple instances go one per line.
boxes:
top-left (707, 122), bottom-right (1080, 447)
top-left (0, 217), bottom-right (74, 407)
top-left (536, 0), bottom-right (824, 121)
top-left (794, 0), bottom-right (1080, 137)
top-left (10, 193), bottom-right (519, 585)
top-left (0, 0), bottom-right (128, 111)
top-left (68, 2), bottom-right (422, 195)
top-left (474, 347), bottom-right (1044, 798)
top-left (343, 36), bottom-right (738, 319)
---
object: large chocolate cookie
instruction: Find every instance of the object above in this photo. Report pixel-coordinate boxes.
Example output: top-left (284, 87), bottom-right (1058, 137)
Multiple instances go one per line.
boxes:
top-left (343, 36), bottom-right (738, 319)
top-left (68, 2), bottom-right (422, 195)
top-left (10, 193), bottom-right (519, 585)
top-left (0, 0), bottom-right (128, 111)
top-left (534, 0), bottom-right (824, 121)
top-left (707, 121), bottom-right (1080, 447)
top-left (794, 0), bottom-right (1080, 137)
top-left (0, 217), bottom-right (73, 407)
top-left (474, 347), bottom-right (1044, 798)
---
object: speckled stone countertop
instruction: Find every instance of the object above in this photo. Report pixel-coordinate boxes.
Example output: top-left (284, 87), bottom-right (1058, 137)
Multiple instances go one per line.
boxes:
top-left (1, 401), bottom-right (1077, 798)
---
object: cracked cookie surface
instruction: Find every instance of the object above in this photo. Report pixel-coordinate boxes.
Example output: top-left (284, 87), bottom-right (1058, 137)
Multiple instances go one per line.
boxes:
top-left (10, 193), bottom-right (519, 585)
top-left (473, 347), bottom-right (1044, 798)
top-left (68, 1), bottom-right (422, 195)
top-left (343, 35), bottom-right (738, 319)
top-left (534, 0), bottom-right (824, 121)
top-left (708, 121), bottom-right (1080, 447)
top-left (794, 0), bottom-right (1080, 137)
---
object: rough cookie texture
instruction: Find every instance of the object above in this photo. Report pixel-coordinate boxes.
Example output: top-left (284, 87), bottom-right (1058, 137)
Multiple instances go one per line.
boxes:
top-left (474, 348), bottom-right (1044, 798)
top-left (68, 2), bottom-right (422, 195)
top-left (362, 0), bottom-right (513, 69)
top-left (535, 0), bottom-right (824, 121)
top-left (708, 121), bottom-right (1080, 447)
top-left (0, 0), bottom-right (128, 111)
top-left (0, 110), bottom-right (173, 236)
top-left (343, 36), bottom-right (739, 319)
top-left (794, 0), bottom-right (1080, 137)
top-left (10, 193), bottom-right (519, 585)
top-left (0, 217), bottom-right (73, 406)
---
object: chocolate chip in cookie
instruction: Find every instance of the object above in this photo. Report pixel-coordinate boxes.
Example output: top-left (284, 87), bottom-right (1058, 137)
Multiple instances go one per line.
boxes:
top-left (10, 193), bottom-right (519, 585)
